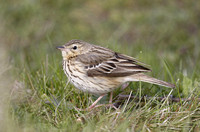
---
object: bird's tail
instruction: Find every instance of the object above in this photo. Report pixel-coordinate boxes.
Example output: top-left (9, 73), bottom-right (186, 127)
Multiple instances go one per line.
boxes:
top-left (127, 73), bottom-right (175, 88)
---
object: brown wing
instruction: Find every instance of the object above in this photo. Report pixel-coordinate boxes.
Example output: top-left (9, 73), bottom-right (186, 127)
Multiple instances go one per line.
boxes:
top-left (76, 46), bottom-right (151, 77)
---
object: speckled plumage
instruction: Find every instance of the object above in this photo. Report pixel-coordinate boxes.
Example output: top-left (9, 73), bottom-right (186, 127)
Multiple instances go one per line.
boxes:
top-left (57, 39), bottom-right (175, 96)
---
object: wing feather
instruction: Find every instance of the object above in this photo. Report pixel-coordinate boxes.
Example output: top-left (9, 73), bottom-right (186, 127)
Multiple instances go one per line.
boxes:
top-left (75, 46), bottom-right (151, 77)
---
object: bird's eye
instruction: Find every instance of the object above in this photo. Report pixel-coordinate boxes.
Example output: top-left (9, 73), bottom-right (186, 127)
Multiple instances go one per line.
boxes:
top-left (72, 45), bottom-right (77, 50)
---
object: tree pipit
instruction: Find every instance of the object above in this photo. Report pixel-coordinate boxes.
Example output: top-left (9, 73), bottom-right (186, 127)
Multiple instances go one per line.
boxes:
top-left (57, 40), bottom-right (175, 110)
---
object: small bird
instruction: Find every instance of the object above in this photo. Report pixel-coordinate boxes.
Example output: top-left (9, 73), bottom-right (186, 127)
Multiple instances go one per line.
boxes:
top-left (57, 39), bottom-right (175, 110)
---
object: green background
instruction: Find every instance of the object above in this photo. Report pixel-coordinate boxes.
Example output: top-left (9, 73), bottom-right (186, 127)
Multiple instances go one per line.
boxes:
top-left (0, 0), bottom-right (200, 131)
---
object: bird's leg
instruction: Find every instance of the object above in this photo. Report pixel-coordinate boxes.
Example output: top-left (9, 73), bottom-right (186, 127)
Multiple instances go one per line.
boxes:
top-left (109, 92), bottom-right (113, 104)
top-left (77, 94), bottom-right (117, 111)
top-left (87, 94), bottom-right (105, 110)
top-left (121, 82), bottom-right (130, 91)
top-left (94, 92), bottom-right (118, 110)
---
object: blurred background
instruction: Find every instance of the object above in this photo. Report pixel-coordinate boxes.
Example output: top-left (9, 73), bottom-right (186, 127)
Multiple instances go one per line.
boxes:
top-left (1, 0), bottom-right (200, 72)
top-left (0, 0), bottom-right (200, 131)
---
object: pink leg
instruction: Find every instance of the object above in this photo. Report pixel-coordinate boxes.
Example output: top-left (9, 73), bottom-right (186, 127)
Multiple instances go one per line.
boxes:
top-left (76, 94), bottom-right (118, 111)
top-left (88, 94), bottom-right (105, 110)
top-left (121, 82), bottom-right (130, 90)
top-left (109, 92), bottom-right (113, 104)
top-left (92, 92), bottom-right (118, 110)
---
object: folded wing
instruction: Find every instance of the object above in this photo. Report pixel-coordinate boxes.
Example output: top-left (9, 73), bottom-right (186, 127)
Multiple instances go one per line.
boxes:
top-left (76, 46), bottom-right (151, 77)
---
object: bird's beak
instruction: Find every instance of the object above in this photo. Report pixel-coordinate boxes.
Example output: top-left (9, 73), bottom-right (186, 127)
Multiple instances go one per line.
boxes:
top-left (56, 46), bottom-right (65, 50)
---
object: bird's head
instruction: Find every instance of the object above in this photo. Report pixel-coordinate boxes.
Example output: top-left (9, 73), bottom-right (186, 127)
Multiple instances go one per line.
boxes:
top-left (56, 39), bottom-right (92, 60)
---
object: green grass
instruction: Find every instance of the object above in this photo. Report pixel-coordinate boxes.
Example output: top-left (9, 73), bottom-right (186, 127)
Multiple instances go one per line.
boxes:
top-left (1, 0), bottom-right (200, 131)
